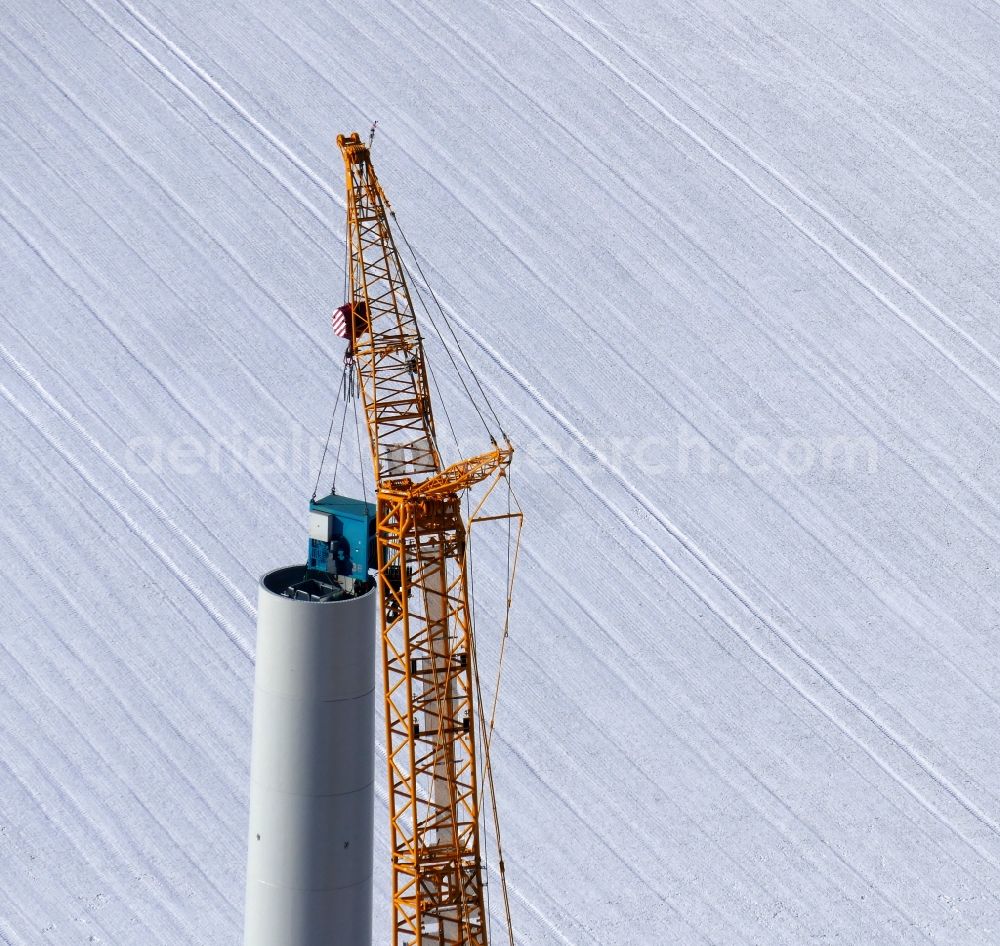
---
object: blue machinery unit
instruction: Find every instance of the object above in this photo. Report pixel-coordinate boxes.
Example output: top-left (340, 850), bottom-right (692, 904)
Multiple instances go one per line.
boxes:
top-left (306, 493), bottom-right (377, 586)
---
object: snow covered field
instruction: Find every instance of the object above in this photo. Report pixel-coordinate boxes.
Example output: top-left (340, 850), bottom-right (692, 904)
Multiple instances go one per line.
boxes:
top-left (3, 0), bottom-right (1000, 943)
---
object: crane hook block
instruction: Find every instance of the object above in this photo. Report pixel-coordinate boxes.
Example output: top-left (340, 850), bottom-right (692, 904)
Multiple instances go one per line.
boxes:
top-left (332, 300), bottom-right (369, 345)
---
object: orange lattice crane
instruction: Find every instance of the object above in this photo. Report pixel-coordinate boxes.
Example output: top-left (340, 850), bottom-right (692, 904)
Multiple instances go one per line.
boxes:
top-left (331, 131), bottom-right (518, 946)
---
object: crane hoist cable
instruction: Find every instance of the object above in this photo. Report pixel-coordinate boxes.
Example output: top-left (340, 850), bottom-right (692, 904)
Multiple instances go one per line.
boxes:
top-left (387, 203), bottom-right (506, 443)
top-left (465, 476), bottom-right (522, 946)
top-left (311, 354), bottom-right (348, 501)
top-left (330, 391), bottom-right (349, 495)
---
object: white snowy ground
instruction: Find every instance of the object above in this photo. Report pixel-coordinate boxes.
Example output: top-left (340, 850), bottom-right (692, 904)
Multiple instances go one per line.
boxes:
top-left (3, 0), bottom-right (1000, 943)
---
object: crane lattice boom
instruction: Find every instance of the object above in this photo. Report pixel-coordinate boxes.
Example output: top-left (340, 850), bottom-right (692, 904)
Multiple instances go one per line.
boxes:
top-left (337, 131), bottom-right (511, 946)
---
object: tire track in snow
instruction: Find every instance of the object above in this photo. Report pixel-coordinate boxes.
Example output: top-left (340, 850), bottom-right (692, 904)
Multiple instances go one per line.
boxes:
top-left (397, 0), bottom-right (1000, 728)
top-left (0, 919), bottom-right (18, 946)
top-left (0, 746), bottom-right (186, 944)
top-left (453, 236), bottom-right (1000, 900)
top-left (637, 205), bottom-right (1000, 681)
top-left (0, 20), bottom-right (356, 536)
top-left (396, 0), bottom-right (1000, 727)
top-left (0, 140), bottom-right (316, 594)
top-left (383, 0), bottom-right (1000, 594)
top-left (0, 100), bottom-right (327, 497)
top-left (767, 0), bottom-right (1000, 310)
top-left (0, 378), bottom-right (253, 660)
top-left (528, 0), bottom-right (1000, 404)
top-left (528, 398), bottom-right (995, 884)
top-left (475, 603), bottom-right (784, 942)
top-left (704, 0), bottom-right (1000, 276)
top-left (421, 276), bottom-right (1000, 873)
top-left (0, 27), bottom-right (327, 360)
top-left (501, 737), bottom-right (725, 946)
top-left (399, 0), bottom-right (1000, 855)
top-left (0, 31), bottom-right (359, 570)
top-left (0, 171), bottom-right (308, 626)
top-left (767, 0), bottom-right (1000, 329)
top-left (106, 0), bottom-right (343, 205)
top-left (504, 687), bottom-right (940, 943)
top-left (1, 353), bottom-right (253, 732)
top-left (513, 545), bottom-right (998, 935)
top-left (380, 90), bottom-right (997, 866)
top-left (0, 330), bottom-right (256, 618)
top-left (434, 296), bottom-right (989, 936)
top-left (71, 0), bottom-right (340, 227)
top-left (565, 0), bottom-right (1000, 362)
top-left (0, 337), bottom-right (256, 619)
top-left (403, 0), bottom-right (1000, 560)
top-left (497, 564), bottom-right (933, 941)
top-left (667, 350), bottom-right (1000, 697)
top-left (1, 513), bottom-right (248, 790)
top-left (0, 634), bottom-right (240, 919)
top-left (861, 0), bottom-right (1000, 113)
top-left (0, 344), bottom-right (253, 724)
top-left (0, 25), bottom-right (326, 434)
top-left (0, 425), bottom-right (249, 935)
top-left (0, 420), bottom-right (255, 710)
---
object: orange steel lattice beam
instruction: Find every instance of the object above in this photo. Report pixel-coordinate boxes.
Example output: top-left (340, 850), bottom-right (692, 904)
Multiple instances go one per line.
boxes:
top-left (337, 132), bottom-right (511, 946)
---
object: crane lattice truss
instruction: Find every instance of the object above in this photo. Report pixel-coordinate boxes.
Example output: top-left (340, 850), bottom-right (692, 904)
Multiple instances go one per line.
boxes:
top-left (338, 132), bottom-right (511, 946)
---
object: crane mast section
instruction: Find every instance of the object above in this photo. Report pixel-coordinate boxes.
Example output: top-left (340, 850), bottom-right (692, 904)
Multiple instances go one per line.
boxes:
top-left (378, 495), bottom-right (487, 946)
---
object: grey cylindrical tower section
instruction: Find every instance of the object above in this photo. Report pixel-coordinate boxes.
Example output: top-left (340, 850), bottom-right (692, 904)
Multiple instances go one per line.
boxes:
top-left (244, 566), bottom-right (376, 946)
